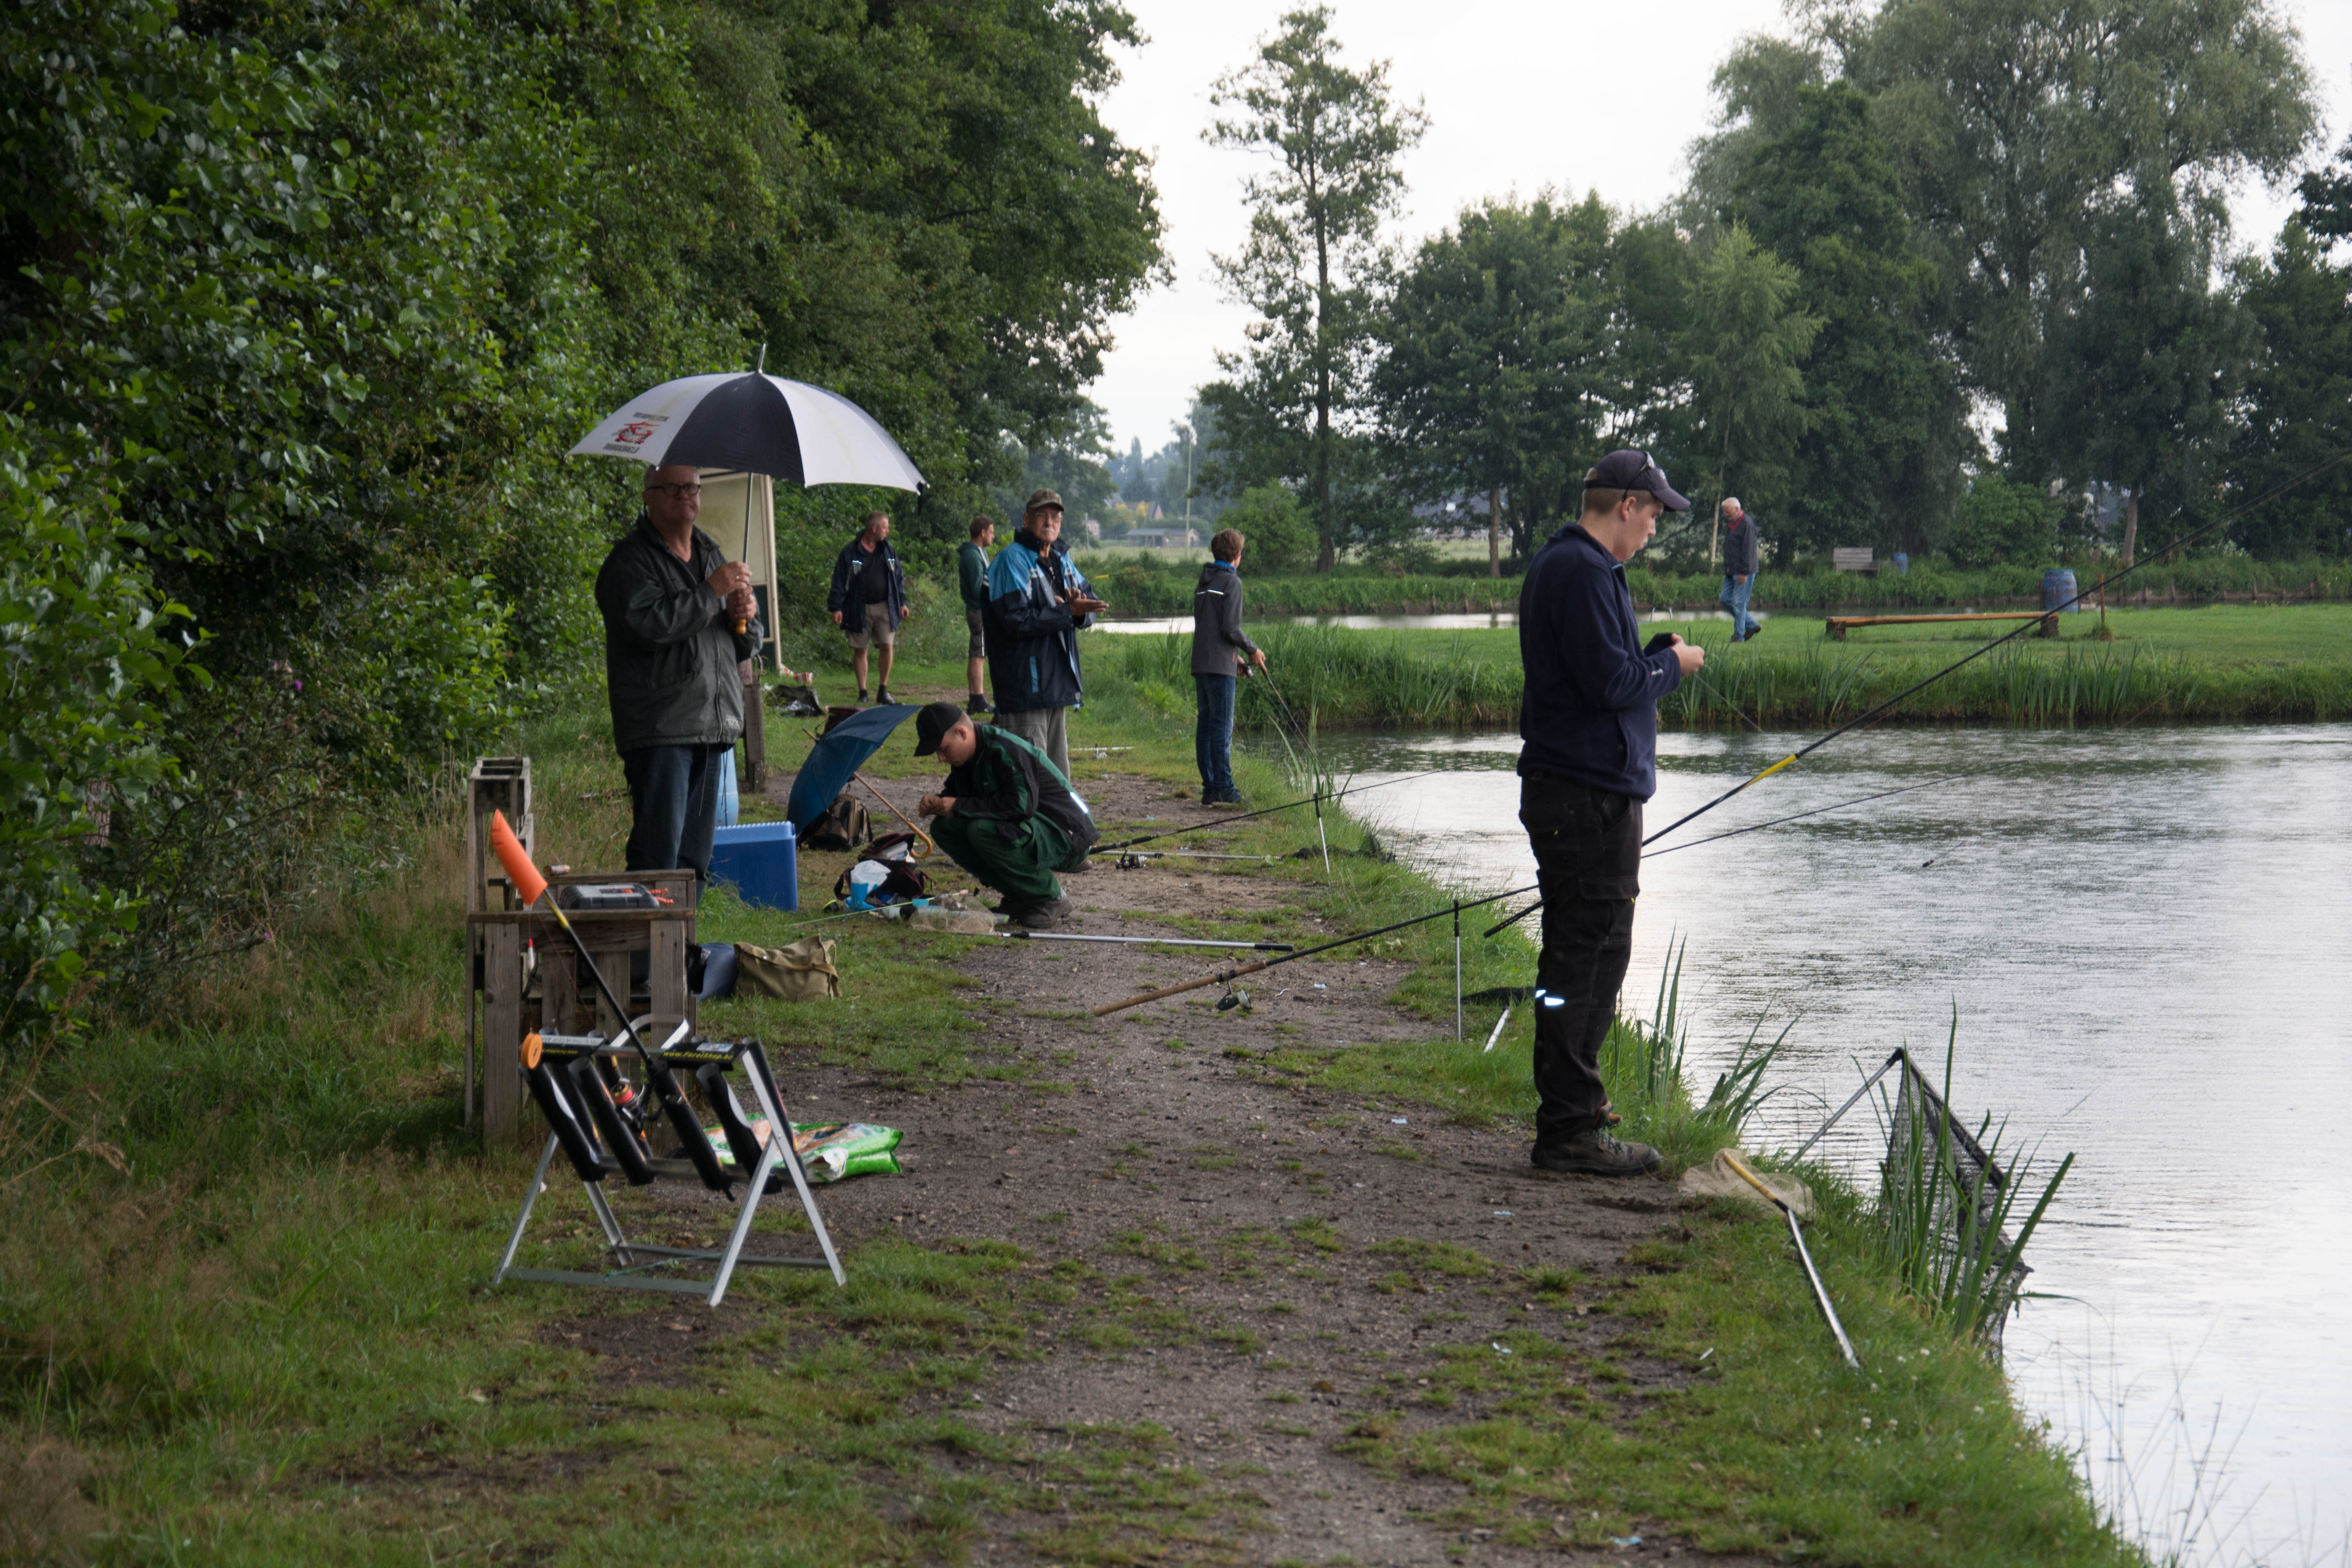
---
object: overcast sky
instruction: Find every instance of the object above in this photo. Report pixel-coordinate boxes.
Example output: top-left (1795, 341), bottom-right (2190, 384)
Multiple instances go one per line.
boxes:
top-left (1085, 0), bottom-right (2352, 458)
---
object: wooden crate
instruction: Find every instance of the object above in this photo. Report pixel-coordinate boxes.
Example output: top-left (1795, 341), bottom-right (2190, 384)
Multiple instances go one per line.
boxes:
top-left (472, 869), bottom-right (700, 1145)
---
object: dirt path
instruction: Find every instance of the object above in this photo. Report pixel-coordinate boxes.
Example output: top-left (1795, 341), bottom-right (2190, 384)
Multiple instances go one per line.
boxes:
top-left (631, 769), bottom-right (1731, 1564)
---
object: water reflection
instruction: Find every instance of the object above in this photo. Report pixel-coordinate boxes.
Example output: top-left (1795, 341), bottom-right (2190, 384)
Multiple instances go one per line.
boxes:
top-left (1294, 722), bottom-right (2352, 1563)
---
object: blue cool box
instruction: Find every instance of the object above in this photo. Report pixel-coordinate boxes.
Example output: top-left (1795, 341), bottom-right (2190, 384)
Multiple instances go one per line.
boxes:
top-left (709, 821), bottom-right (798, 911)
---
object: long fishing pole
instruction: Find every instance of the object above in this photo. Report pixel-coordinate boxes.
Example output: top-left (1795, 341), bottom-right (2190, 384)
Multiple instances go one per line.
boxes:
top-left (998, 931), bottom-right (1293, 951)
top-left (1098, 771), bottom-right (1439, 851)
top-left (1252, 666), bottom-right (1333, 873)
top-left (1488, 447), bottom-right (2352, 938)
top-left (1091, 878), bottom-right (1539, 1017)
top-left (1639, 765), bottom-right (2001, 860)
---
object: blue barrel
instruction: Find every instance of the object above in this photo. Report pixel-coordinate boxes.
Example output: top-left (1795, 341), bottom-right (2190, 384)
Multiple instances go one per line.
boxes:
top-left (2042, 568), bottom-right (2083, 613)
top-left (709, 820), bottom-right (799, 910)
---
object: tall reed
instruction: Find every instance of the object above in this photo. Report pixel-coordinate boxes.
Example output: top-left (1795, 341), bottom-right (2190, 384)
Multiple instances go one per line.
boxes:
top-left (1874, 1019), bottom-right (2073, 1343)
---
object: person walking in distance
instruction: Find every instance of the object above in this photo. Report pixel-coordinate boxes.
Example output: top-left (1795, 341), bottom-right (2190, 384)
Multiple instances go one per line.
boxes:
top-left (984, 489), bottom-right (1106, 783)
top-left (1719, 497), bottom-right (1761, 642)
top-left (1191, 527), bottom-right (1264, 805)
top-left (827, 511), bottom-right (913, 703)
top-left (1517, 450), bottom-right (1706, 1176)
top-left (958, 515), bottom-right (997, 714)
top-left (593, 464), bottom-right (764, 895)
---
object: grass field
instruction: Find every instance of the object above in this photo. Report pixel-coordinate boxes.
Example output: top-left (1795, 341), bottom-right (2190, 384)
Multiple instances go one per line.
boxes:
top-left (1085, 603), bottom-right (2352, 730)
top-left (0, 677), bottom-right (2142, 1565)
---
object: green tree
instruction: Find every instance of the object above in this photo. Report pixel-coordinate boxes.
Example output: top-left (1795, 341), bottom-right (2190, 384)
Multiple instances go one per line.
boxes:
top-left (1684, 225), bottom-right (1820, 567)
top-left (1945, 472), bottom-right (2060, 567)
top-left (1375, 194), bottom-right (1615, 573)
top-left (2228, 140), bottom-right (2352, 559)
top-left (1699, 0), bottom-right (2317, 481)
top-left (2045, 192), bottom-right (2250, 566)
top-left (1729, 83), bottom-right (1972, 559)
top-left (1218, 484), bottom-right (1317, 572)
top-left (1200, 6), bottom-right (1426, 571)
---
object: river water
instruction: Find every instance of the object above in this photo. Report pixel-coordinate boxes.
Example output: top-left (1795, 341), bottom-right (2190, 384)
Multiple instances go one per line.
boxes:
top-left (1293, 722), bottom-right (2351, 1565)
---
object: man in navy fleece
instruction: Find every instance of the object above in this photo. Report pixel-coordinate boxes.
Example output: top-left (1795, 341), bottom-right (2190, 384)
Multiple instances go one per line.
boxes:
top-left (1517, 450), bottom-right (1705, 1176)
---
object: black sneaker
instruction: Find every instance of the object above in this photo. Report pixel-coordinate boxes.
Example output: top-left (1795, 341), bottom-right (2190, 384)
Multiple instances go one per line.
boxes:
top-left (967, 693), bottom-right (993, 714)
top-left (856, 689), bottom-right (868, 704)
top-left (1531, 1131), bottom-right (1662, 1178)
top-left (875, 685), bottom-right (896, 704)
top-left (1743, 621), bottom-right (1764, 640)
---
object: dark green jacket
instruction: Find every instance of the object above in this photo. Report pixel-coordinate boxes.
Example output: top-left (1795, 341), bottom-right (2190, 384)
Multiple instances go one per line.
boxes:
top-left (957, 540), bottom-right (993, 608)
top-left (594, 514), bottom-right (764, 753)
top-left (942, 726), bottom-right (1098, 854)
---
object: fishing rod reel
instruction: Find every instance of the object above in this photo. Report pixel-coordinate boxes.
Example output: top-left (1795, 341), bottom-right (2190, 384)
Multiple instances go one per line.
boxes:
top-left (1216, 985), bottom-right (1252, 1013)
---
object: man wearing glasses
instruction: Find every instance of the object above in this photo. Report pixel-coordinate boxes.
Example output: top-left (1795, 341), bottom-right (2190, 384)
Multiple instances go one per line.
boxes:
top-left (1517, 450), bottom-right (1705, 1177)
top-left (594, 464), bottom-right (763, 893)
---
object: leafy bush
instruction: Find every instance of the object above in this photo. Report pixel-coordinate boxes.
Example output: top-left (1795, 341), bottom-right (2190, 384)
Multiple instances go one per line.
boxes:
top-left (1946, 474), bottom-right (2062, 568)
top-left (0, 428), bottom-right (187, 1048)
top-left (1218, 485), bottom-right (1319, 572)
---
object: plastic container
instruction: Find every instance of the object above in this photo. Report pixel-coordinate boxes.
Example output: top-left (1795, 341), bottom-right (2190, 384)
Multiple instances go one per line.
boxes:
top-left (2043, 567), bottom-right (2083, 613)
top-left (715, 755), bottom-right (740, 826)
top-left (708, 821), bottom-right (798, 910)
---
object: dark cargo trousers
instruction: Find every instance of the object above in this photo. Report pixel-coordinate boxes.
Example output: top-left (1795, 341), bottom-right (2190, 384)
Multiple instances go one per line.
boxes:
top-left (1520, 772), bottom-right (1642, 1147)
top-left (931, 811), bottom-right (1074, 904)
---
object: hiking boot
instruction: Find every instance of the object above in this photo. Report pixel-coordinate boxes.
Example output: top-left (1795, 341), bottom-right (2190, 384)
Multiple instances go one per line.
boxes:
top-left (967, 693), bottom-right (993, 715)
top-left (1531, 1130), bottom-right (1662, 1178)
top-left (875, 685), bottom-right (897, 704)
top-left (1016, 897), bottom-right (1072, 930)
top-left (856, 689), bottom-right (868, 704)
top-left (1743, 621), bottom-right (1764, 640)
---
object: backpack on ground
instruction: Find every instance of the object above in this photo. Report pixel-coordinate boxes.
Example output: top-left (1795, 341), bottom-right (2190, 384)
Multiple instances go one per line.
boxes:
top-left (804, 791), bottom-right (868, 850)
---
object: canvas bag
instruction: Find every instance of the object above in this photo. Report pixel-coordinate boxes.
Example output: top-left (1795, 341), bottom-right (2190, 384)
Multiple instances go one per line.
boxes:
top-left (734, 936), bottom-right (841, 1000)
top-left (803, 792), bottom-right (868, 850)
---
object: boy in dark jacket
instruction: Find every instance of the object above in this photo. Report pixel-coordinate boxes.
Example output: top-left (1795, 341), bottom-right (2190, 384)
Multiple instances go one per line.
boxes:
top-left (913, 701), bottom-right (1098, 929)
top-left (826, 512), bottom-right (912, 702)
top-left (983, 489), bottom-right (1105, 781)
top-left (593, 464), bottom-right (764, 889)
top-left (1517, 450), bottom-right (1704, 1177)
top-left (957, 516), bottom-right (996, 714)
top-left (1191, 527), bottom-right (1266, 804)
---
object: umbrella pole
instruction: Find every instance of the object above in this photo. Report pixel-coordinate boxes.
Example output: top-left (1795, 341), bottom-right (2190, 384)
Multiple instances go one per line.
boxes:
top-left (853, 768), bottom-right (935, 858)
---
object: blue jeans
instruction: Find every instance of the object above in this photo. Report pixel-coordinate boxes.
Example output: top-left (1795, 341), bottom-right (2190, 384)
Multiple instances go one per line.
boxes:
top-left (621, 743), bottom-right (729, 889)
top-left (1720, 573), bottom-right (1757, 640)
top-left (1194, 673), bottom-right (1236, 799)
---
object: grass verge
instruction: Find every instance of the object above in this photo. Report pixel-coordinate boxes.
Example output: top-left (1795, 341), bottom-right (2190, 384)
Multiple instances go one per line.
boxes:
top-left (1, 675), bottom-right (2142, 1565)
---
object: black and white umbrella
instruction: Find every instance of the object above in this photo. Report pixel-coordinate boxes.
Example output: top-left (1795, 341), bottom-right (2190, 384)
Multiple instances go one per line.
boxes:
top-left (568, 372), bottom-right (924, 491)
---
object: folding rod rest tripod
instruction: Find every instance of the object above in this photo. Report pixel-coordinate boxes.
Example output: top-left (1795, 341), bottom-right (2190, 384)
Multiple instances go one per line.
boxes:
top-left (494, 1019), bottom-right (846, 1303)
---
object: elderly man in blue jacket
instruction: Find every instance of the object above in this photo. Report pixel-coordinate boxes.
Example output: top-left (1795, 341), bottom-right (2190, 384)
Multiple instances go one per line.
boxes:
top-left (984, 489), bottom-right (1106, 782)
top-left (1518, 450), bottom-right (1705, 1177)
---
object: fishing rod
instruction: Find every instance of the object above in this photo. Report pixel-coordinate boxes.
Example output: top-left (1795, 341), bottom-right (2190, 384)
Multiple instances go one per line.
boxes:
top-left (1098, 771), bottom-right (1440, 852)
top-left (998, 931), bottom-right (1293, 951)
top-left (1091, 878), bottom-right (1538, 1017)
top-left (1639, 765), bottom-right (2001, 860)
top-left (1481, 766), bottom-right (2002, 940)
top-left (1486, 447), bottom-right (2352, 938)
top-left (1113, 849), bottom-right (1278, 867)
top-left (1253, 667), bottom-right (1334, 873)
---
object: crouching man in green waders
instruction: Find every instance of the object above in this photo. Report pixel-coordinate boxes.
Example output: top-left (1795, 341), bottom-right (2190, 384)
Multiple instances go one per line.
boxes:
top-left (913, 700), bottom-right (1098, 930)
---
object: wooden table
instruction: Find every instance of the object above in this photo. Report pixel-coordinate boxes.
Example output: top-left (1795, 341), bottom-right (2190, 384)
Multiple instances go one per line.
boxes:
top-left (1825, 611), bottom-right (2057, 640)
top-left (469, 870), bottom-right (699, 1145)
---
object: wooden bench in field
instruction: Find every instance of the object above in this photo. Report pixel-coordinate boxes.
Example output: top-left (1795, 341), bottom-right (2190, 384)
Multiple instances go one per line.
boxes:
top-left (1825, 611), bottom-right (2058, 641)
top-left (1831, 547), bottom-right (1878, 574)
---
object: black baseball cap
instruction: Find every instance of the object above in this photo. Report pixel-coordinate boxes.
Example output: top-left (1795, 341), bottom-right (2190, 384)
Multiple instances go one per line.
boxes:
top-left (1584, 449), bottom-right (1690, 512)
top-left (912, 700), bottom-right (970, 757)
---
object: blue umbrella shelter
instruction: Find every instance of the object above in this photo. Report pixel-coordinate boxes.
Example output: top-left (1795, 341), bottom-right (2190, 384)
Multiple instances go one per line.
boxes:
top-left (784, 705), bottom-right (920, 835)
